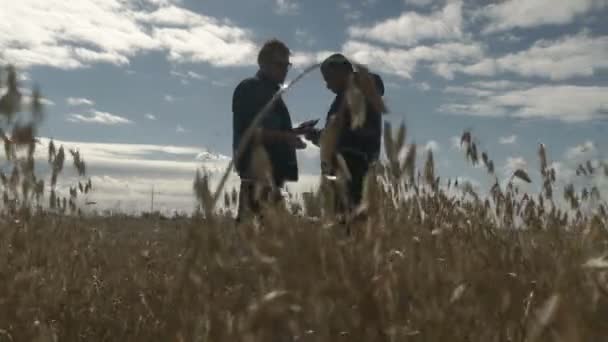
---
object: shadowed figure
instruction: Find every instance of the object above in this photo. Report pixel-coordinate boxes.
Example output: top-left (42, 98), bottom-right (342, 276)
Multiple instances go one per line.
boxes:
top-left (305, 53), bottom-right (385, 218)
top-left (231, 39), bottom-right (313, 223)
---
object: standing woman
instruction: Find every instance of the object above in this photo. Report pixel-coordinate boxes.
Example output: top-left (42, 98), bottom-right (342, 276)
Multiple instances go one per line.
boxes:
top-left (305, 53), bottom-right (385, 217)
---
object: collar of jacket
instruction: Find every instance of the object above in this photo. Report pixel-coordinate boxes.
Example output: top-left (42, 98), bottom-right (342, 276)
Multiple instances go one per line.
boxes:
top-left (255, 69), bottom-right (281, 90)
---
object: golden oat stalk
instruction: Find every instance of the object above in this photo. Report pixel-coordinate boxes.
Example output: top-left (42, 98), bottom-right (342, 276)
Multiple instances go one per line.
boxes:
top-left (401, 143), bottom-right (417, 184)
top-left (353, 64), bottom-right (387, 115)
top-left (424, 149), bottom-right (435, 188)
top-left (346, 62), bottom-right (388, 130)
top-left (248, 136), bottom-right (275, 203)
top-left (193, 169), bottom-right (213, 218)
top-left (70, 149), bottom-right (86, 176)
top-left (0, 66), bottom-right (22, 121)
top-left (319, 111), bottom-right (343, 177)
top-left (513, 169), bottom-right (532, 183)
top-left (383, 121), bottom-right (406, 179)
top-left (538, 143), bottom-right (548, 176)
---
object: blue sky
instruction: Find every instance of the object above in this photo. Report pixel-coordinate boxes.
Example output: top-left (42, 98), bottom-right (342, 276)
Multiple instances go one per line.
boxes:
top-left (1, 0), bottom-right (607, 213)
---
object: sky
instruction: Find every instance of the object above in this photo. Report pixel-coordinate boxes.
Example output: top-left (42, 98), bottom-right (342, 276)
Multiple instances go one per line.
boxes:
top-left (1, 0), bottom-right (607, 215)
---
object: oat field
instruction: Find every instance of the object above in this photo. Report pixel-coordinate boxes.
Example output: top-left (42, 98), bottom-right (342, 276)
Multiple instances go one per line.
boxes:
top-left (1, 65), bottom-right (608, 341)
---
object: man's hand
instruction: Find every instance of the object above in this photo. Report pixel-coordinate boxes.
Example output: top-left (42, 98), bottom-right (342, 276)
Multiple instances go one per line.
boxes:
top-left (292, 119), bottom-right (319, 135)
top-left (292, 125), bottom-right (315, 136)
top-left (259, 129), bottom-right (306, 149)
top-left (303, 128), bottom-right (321, 146)
top-left (285, 133), bottom-right (306, 149)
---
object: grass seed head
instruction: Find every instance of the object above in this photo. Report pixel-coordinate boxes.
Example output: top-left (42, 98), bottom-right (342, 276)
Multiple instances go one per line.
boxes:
top-left (513, 169), bottom-right (532, 183)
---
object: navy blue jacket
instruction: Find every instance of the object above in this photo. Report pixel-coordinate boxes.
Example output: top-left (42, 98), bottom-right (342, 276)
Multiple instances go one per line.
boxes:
top-left (232, 71), bottom-right (298, 183)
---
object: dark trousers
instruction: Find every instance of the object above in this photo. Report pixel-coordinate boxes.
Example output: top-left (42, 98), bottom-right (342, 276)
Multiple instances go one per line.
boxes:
top-left (235, 177), bottom-right (284, 223)
top-left (335, 152), bottom-right (371, 214)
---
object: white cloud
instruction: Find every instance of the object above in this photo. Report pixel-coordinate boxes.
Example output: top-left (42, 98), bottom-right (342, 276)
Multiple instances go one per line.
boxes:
top-left (66, 97), bottom-right (95, 106)
top-left (497, 33), bottom-right (522, 43)
top-left (385, 81), bottom-right (402, 89)
top-left (441, 85), bottom-right (608, 122)
top-left (492, 32), bottom-right (608, 80)
top-left (170, 70), bottom-right (206, 82)
top-left (18, 72), bottom-right (30, 82)
top-left (470, 80), bottom-right (529, 90)
top-left (0, 0), bottom-right (261, 69)
top-left (492, 86), bottom-right (608, 122)
top-left (211, 79), bottom-right (231, 87)
top-left (2, 45), bottom-right (83, 70)
top-left (152, 26), bottom-right (257, 66)
top-left (39, 98), bottom-right (56, 106)
top-left (343, 40), bottom-right (483, 79)
top-left (439, 102), bottom-right (508, 118)
top-left (339, 2), bottom-right (362, 21)
top-left (29, 137), bottom-right (233, 214)
top-left (439, 32), bottom-right (608, 80)
top-left (176, 124), bottom-right (189, 133)
top-left (404, 0), bottom-right (435, 7)
top-left (565, 141), bottom-right (596, 162)
top-left (164, 94), bottom-right (176, 102)
top-left (477, 0), bottom-right (607, 33)
top-left (443, 86), bottom-right (494, 97)
top-left (28, 137), bottom-right (320, 214)
top-left (417, 82), bottom-right (431, 91)
top-left (145, 113), bottom-right (157, 120)
top-left (497, 33), bottom-right (608, 80)
top-left (348, 1), bottom-right (463, 46)
top-left (450, 136), bottom-right (462, 150)
top-left (187, 71), bottom-right (204, 80)
top-left (0, 0), bottom-right (159, 69)
top-left (499, 135), bottom-right (517, 145)
top-left (503, 156), bottom-right (528, 176)
top-left (424, 140), bottom-right (441, 152)
top-left (196, 150), bottom-right (228, 162)
top-left (73, 47), bottom-right (129, 66)
top-left (291, 50), bottom-right (334, 68)
top-left (67, 110), bottom-right (133, 125)
top-left (295, 28), bottom-right (316, 47)
top-left (274, 0), bottom-right (299, 15)
top-left (39, 138), bottom-right (229, 165)
top-left (133, 4), bottom-right (211, 26)
top-left (0, 86), bottom-right (55, 108)
top-left (302, 141), bottom-right (320, 159)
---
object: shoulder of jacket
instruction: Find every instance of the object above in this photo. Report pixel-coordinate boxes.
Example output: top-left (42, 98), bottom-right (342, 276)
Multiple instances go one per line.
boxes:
top-left (234, 76), bottom-right (261, 92)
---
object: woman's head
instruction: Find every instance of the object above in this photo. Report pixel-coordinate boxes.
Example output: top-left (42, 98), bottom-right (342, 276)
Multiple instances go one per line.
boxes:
top-left (320, 53), bottom-right (353, 94)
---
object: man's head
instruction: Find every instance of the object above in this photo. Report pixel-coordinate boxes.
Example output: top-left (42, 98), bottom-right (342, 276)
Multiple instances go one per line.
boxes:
top-left (320, 53), bottom-right (354, 94)
top-left (258, 39), bottom-right (292, 84)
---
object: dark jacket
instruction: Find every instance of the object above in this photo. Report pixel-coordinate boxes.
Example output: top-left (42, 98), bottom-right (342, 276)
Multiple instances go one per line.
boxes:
top-left (326, 72), bottom-right (384, 163)
top-left (232, 70), bottom-right (298, 184)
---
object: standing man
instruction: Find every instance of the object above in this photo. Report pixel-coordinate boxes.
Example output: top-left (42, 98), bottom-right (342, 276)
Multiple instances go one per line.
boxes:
top-left (305, 53), bottom-right (385, 216)
top-left (232, 39), bottom-right (310, 222)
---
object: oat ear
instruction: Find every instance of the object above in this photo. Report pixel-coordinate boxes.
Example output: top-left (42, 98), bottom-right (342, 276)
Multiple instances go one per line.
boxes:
top-left (513, 169), bottom-right (532, 183)
top-left (424, 149), bottom-right (435, 187)
top-left (401, 143), bottom-right (417, 184)
top-left (319, 113), bottom-right (342, 175)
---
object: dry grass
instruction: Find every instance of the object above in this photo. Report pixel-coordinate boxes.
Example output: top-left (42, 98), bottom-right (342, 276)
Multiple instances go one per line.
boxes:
top-left (2, 64), bottom-right (608, 341)
top-left (1, 196), bottom-right (607, 341)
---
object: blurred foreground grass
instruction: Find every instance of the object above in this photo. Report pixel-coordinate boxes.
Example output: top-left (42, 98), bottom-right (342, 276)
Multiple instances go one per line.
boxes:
top-left (1, 209), bottom-right (607, 341)
top-left (1, 62), bottom-right (608, 342)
